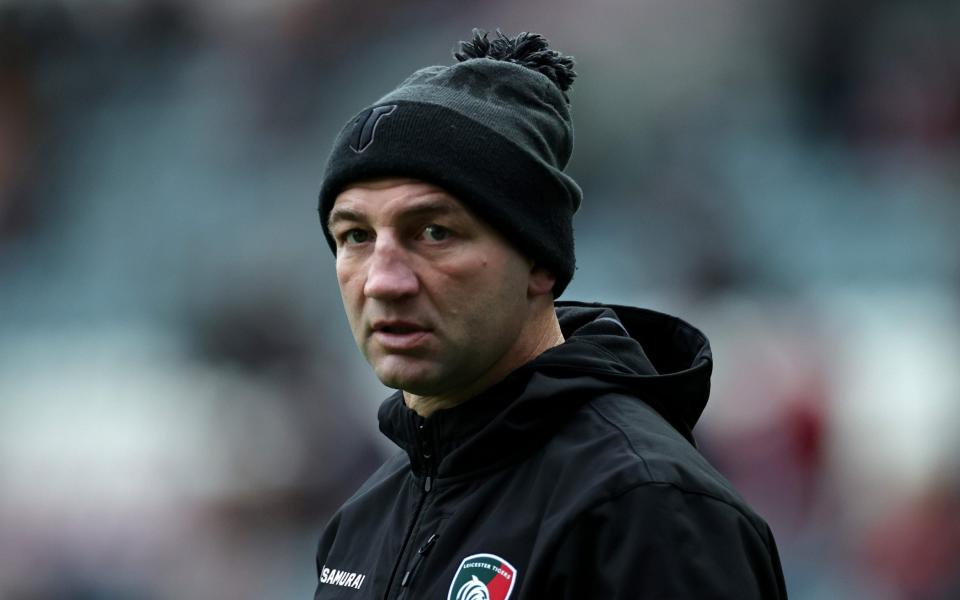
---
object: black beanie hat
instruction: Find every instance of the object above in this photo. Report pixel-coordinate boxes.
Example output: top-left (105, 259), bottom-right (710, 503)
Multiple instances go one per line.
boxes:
top-left (317, 29), bottom-right (582, 297)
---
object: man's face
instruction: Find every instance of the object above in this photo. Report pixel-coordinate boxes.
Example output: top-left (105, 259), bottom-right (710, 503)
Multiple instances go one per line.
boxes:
top-left (329, 178), bottom-right (538, 398)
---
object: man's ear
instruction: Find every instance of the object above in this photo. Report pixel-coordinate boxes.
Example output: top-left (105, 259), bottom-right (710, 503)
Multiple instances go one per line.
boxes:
top-left (528, 263), bottom-right (557, 298)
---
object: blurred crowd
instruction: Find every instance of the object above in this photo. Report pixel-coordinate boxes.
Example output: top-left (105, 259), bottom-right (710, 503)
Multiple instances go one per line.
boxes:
top-left (1, 0), bottom-right (958, 598)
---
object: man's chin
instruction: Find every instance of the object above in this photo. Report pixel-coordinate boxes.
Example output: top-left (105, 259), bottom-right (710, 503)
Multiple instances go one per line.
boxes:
top-left (372, 357), bottom-right (441, 394)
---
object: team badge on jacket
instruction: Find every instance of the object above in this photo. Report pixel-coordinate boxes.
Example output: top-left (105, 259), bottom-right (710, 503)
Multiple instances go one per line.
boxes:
top-left (447, 553), bottom-right (517, 600)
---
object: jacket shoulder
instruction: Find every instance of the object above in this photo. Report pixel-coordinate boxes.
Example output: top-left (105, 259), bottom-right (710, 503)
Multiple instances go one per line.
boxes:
top-left (523, 393), bottom-right (786, 596)
top-left (548, 392), bottom-right (761, 524)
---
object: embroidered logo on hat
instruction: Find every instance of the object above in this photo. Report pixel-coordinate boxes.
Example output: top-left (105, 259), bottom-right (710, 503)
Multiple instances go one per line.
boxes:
top-left (447, 553), bottom-right (517, 600)
top-left (349, 104), bottom-right (397, 153)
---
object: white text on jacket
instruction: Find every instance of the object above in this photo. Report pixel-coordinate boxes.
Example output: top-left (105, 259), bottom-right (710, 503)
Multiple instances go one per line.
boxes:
top-left (320, 565), bottom-right (366, 589)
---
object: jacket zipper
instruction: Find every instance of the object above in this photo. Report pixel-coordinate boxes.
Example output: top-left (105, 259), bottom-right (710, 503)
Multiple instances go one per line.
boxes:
top-left (385, 418), bottom-right (437, 599)
top-left (395, 533), bottom-right (439, 600)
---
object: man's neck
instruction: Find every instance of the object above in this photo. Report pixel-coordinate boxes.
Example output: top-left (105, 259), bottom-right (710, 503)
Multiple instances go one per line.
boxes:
top-left (403, 312), bottom-right (565, 418)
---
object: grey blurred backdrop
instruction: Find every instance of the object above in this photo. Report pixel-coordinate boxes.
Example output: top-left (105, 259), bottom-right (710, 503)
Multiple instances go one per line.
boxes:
top-left (1, 0), bottom-right (959, 598)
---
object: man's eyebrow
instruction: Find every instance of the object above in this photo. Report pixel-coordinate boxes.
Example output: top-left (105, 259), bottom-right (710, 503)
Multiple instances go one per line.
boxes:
top-left (395, 200), bottom-right (460, 221)
top-left (328, 207), bottom-right (365, 228)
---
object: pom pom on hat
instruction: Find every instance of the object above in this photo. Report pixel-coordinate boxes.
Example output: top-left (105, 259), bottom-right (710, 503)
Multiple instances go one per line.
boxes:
top-left (454, 29), bottom-right (577, 101)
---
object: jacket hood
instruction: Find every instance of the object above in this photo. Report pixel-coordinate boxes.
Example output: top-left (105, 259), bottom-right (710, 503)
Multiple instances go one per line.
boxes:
top-left (378, 301), bottom-right (713, 478)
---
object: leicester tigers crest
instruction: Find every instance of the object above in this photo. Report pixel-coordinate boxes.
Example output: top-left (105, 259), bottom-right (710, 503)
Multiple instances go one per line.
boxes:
top-left (447, 553), bottom-right (517, 600)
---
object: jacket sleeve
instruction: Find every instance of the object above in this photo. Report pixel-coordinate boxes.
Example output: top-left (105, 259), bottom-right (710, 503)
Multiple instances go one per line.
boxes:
top-left (545, 482), bottom-right (788, 599)
top-left (315, 511), bottom-right (342, 580)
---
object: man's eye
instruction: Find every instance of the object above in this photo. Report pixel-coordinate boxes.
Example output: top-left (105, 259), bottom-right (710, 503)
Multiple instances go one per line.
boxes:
top-left (343, 229), bottom-right (370, 244)
top-left (423, 225), bottom-right (450, 242)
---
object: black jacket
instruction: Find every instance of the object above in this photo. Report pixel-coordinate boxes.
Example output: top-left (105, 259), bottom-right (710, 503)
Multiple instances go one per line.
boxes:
top-left (314, 301), bottom-right (788, 599)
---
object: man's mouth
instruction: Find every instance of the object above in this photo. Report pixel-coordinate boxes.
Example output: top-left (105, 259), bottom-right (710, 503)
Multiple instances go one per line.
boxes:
top-left (378, 324), bottom-right (423, 334)
top-left (371, 321), bottom-right (433, 350)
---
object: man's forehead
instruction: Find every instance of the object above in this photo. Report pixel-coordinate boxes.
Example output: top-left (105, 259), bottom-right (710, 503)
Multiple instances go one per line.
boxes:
top-left (330, 178), bottom-right (467, 220)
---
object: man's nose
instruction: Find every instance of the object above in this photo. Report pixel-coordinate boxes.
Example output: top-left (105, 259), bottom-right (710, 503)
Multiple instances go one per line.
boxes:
top-left (363, 237), bottom-right (419, 300)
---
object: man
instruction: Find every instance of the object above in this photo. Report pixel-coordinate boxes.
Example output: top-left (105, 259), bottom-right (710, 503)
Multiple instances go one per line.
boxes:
top-left (313, 29), bottom-right (787, 599)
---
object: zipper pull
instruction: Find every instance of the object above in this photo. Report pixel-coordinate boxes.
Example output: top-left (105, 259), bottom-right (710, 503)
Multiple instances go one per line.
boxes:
top-left (423, 474), bottom-right (433, 493)
top-left (400, 533), bottom-right (439, 589)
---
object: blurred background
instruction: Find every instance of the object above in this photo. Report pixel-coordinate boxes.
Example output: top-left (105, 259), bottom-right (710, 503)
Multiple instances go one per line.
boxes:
top-left (1, 0), bottom-right (958, 598)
